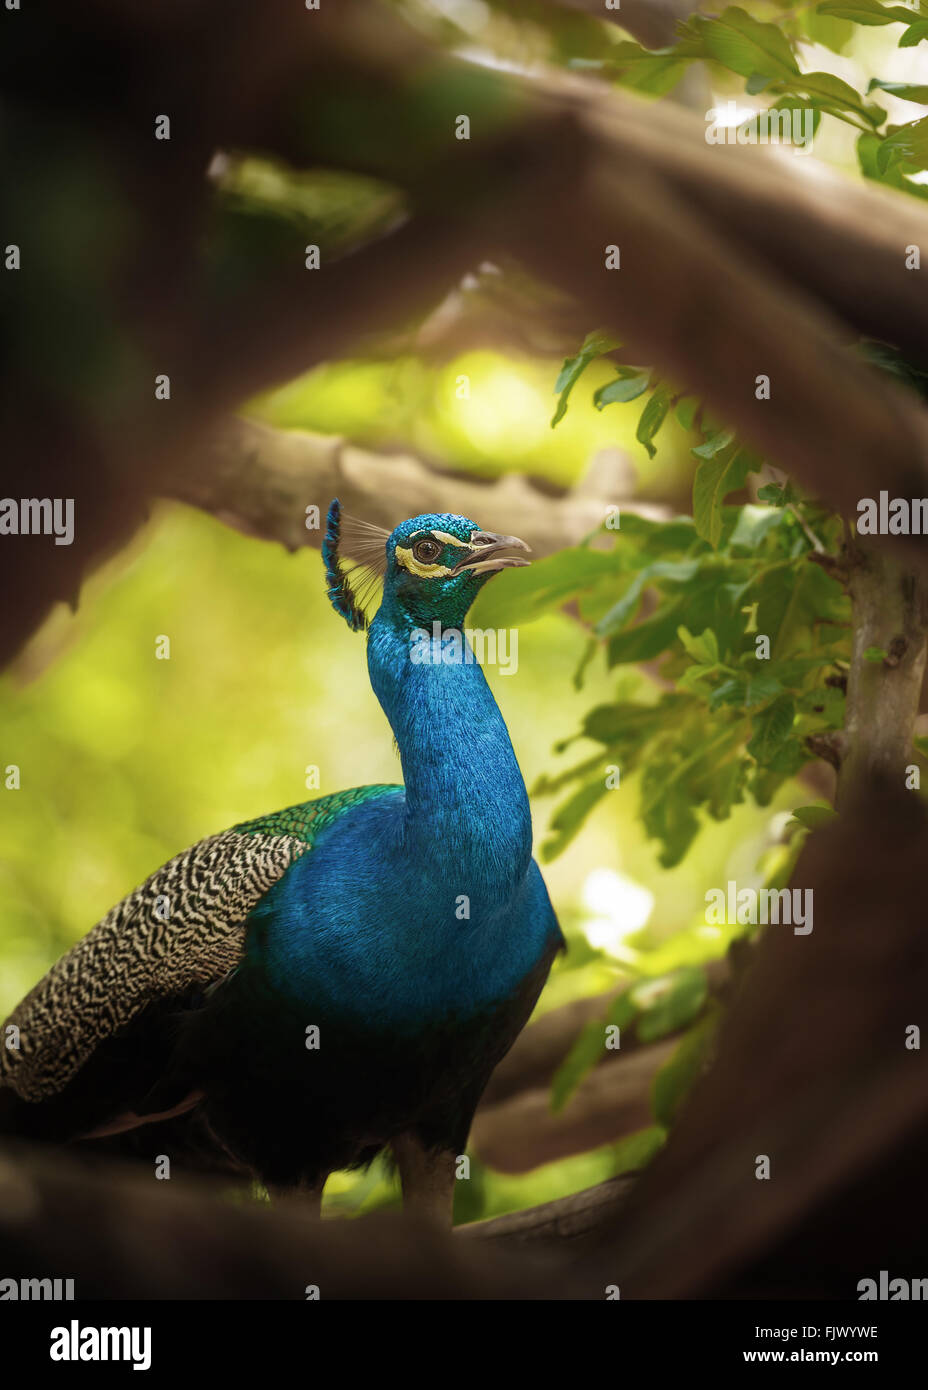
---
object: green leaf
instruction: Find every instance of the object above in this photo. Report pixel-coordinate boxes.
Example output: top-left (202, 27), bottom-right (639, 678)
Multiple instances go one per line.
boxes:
top-left (573, 635), bottom-right (598, 691)
top-left (768, 560), bottom-right (849, 660)
top-left (551, 330), bottom-right (620, 427)
top-left (868, 78), bottom-right (928, 103)
top-left (710, 671), bottom-right (784, 710)
top-left (735, 100), bottom-right (822, 144)
top-left (579, 698), bottom-right (682, 747)
top-left (604, 555), bottom-right (742, 663)
top-left (632, 966), bottom-right (709, 1043)
top-left (549, 1024), bottom-right (603, 1113)
top-left (542, 778), bottom-right (610, 860)
top-left (532, 751), bottom-right (606, 799)
top-left (636, 718), bottom-right (751, 863)
top-left (692, 429), bottom-right (735, 459)
top-left (900, 20), bottom-right (928, 45)
top-left (801, 8), bottom-right (856, 53)
top-left (608, 598), bottom-right (690, 665)
top-left (765, 735), bottom-right (808, 777)
top-left (864, 644), bottom-right (888, 662)
top-left (697, 7), bottom-right (799, 80)
top-left (877, 115), bottom-right (928, 171)
top-left (676, 661), bottom-right (719, 693)
top-left (472, 547), bottom-right (622, 628)
top-left (747, 694), bottom-right (796, 764)
top-left (746, 71), bottom-right (774, 94)
top-left (550, 991), bottom-right (637, 1113)
top-left (789, 802), bottom-right (838, 829)
top-left (616, 513), bottom-right (699, 555)
top-left (599, 43), bottom-right (691, 97)
top-left (652, 1010), bottom-right (720, 1126)
top-left (705, 753), bottom-right (748, 820)
top-left (693, 454), bottom-right (736, 549)
top-left (693, 447), bottom-right (760, 548)
top-left (752, 764), bottom-right (791, 807)
top-left (857, 130), bottom-right (928, 198)
top-left (595, 558), bottom-right (701, 637)
top-left (677, 625), bottom-right (720, 663)
top-left (757, 480), bottom-right (797, 505)
top-left (781, 70), bottom-right (886, 126)
top-left (675, 396), bottom-right (700, 430)
top-left (816, 0), bottom-right (914, 24)
top-left (640, 762), bottom-right (701, 866)
top-left (727, 504), bottom-right (784, 550)
top-left (636, 384), bottom-right (672, 458)
top-left (593, 369), bottom-right (651, 409)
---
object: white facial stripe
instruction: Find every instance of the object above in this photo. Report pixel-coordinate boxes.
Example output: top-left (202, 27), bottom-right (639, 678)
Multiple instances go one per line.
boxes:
top-left (430, 530), bottom-right (470, 549)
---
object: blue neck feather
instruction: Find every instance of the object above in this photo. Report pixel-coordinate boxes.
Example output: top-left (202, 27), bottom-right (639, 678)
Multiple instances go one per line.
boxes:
top-left (367, 599), bottom-right (532, 902)
top-left (251, 586), bottom-right (557, 1028)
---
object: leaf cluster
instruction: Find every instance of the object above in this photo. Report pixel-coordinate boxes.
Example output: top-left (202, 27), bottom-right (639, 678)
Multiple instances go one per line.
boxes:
top-left (485, 492), bottom-right (849, 867)
top-left (571, 4), bottom-right (928, 200)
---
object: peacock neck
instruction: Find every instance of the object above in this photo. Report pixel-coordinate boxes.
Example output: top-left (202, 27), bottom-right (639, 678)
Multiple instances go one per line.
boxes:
top-left (367, 605), bottom-right (532, 903)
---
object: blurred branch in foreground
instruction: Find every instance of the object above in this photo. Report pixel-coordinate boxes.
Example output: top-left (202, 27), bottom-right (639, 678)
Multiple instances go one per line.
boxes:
top-left (4, 0), bottom-right (928, 665)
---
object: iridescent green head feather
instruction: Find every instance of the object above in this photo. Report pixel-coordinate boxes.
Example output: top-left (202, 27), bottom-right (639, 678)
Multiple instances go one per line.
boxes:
top-left (323, 501), bottom-right (530, 631)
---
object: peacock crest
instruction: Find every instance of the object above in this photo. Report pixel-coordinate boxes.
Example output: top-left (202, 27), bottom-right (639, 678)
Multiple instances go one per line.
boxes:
top-left (322, 498), bottom-right (390, 632)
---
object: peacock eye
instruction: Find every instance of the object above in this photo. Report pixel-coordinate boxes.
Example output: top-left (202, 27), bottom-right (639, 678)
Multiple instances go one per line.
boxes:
top-left (413, 537), bottom-right (441, 564)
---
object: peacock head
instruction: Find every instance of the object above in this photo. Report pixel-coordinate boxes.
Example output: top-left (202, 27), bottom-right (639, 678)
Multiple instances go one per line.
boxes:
top-left (323, 500), bottom-right (530, 632)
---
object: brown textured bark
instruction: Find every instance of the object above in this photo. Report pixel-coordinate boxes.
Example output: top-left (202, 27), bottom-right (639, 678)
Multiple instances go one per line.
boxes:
top-left (838, 537), bottom-right (928, 808)
top-left (583, 786), bottom-right (928, 1299)
top-left (460, 1174), bottom-right (635, 1247)
top-left (162, 417), bottom-right (658, 560)
top-left (0, 1138), bottom-right (557, 1299)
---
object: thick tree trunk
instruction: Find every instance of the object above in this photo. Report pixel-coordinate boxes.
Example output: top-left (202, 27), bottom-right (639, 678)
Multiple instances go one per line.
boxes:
top-left (838, 538), bottom-right (928, 807)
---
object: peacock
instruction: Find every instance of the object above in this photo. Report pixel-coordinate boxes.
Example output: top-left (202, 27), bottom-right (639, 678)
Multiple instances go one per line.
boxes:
top-left (0, 501), bottom-right (564, 1223)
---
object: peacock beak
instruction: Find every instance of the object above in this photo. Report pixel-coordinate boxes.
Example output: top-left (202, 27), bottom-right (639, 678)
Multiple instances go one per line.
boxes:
top-left (452, 532), bottom-right (532, 576)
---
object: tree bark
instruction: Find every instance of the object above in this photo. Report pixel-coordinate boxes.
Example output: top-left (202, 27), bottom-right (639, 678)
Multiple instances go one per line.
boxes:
top-left (460, 1175), bottom-right (635, 1247)
top-left (837, 538), bottom-right (928, 807)
top-left (161, 417), bottom-right (661, 559)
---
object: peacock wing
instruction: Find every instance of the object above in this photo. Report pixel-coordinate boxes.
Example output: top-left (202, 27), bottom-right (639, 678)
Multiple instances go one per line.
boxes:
top-left (0, 785), bottom-right (400, 1104)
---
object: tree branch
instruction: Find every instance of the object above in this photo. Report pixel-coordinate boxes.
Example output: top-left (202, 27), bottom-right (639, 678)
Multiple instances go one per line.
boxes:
top-left (837, 538), bottom-right (928, 806)
top-left (162, 416), bottom-right (662, 556)
top-left (6, 0), bottom-right (928, 662)
top-left (482, 956), bottom-right (729, 1107)
top-left (471, 1038), bottom-right (676, 1172)
top-left (460, 1174), bottom-right (635, 1247)
top-left (0, 1138), bottom-right (561, 1298)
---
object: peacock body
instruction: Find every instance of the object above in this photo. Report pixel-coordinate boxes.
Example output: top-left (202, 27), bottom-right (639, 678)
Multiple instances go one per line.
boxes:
top-left (0, 504), bottom-right (564, 1219)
